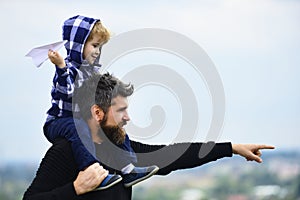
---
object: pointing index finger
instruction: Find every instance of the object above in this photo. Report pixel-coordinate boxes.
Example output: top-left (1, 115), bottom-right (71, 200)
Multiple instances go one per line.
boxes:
top-left (257, 144), bottom-right (275, 150)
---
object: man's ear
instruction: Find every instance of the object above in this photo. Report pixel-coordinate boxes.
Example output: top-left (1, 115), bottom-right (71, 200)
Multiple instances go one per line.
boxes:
top-left (90, 105), bottom-right (104, 122)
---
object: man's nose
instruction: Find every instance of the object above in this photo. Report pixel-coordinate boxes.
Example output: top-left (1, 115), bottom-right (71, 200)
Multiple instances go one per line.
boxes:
top-left (123, 112), bottom-right (130, 121)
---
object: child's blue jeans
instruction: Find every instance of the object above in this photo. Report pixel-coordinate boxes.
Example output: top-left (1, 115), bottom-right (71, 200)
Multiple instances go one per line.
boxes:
top-left (43, 117), bottom-right (98, 171)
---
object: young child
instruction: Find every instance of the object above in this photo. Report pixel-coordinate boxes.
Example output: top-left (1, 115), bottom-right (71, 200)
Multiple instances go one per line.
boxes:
top-left (43, 15), bottom-right (158, 190)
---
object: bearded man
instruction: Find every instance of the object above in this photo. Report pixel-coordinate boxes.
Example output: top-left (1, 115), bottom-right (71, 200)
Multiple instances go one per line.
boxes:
top-left (23, 72), bottom-right (274, 200)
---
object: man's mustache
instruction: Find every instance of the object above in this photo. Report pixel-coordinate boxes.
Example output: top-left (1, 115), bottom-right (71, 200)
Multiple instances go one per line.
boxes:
top-left (119, 120), bottom-right (127, 127)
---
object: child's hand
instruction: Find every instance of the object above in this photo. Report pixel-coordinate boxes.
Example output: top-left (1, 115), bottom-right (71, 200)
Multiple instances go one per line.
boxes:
top-left (48, 49), bottom-right (66, 68)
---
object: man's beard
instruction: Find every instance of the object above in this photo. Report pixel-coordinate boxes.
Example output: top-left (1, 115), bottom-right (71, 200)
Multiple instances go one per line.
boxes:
top-left (99, 120), bottom-right (126, 145)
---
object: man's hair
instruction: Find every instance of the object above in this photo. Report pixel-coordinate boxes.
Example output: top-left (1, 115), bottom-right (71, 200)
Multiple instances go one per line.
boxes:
top-left (74, 72), bottom-right (134, 120)
top-left (86, 21), bottom-right (110, 44)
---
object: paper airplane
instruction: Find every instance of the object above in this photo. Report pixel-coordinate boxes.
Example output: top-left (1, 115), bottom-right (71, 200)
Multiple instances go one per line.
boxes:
top-left (25, 40), bottom-right (67, 68)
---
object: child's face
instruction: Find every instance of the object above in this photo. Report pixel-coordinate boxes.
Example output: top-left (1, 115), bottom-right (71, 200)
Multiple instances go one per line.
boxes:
top-left (83, 35), bottom-right (103, 64)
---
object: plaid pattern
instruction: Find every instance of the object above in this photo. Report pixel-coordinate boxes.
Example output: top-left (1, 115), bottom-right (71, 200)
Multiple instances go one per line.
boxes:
top-left (63, 15), bottom-right (99, 65)
top-left (45, 15), bottom-right (101, 123)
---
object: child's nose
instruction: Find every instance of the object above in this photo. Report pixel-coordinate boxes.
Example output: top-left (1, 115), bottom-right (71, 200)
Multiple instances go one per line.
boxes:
top-left (95, 48), bottom-right (100, 55)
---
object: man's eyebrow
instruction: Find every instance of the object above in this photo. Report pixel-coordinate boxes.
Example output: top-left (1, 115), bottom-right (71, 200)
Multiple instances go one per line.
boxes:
top-left (117, 106), bottom-right (128, 112)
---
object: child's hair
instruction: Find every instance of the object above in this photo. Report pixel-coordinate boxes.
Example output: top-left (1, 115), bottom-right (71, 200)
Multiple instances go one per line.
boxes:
top-left (86, 21), bottom-right (110, 44)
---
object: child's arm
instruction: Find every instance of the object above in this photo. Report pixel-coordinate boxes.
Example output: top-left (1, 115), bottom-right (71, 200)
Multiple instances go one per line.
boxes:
top-left (48, 49), bottom-right (66, 68)
top-left (48, 49), bottom-right (75, 101)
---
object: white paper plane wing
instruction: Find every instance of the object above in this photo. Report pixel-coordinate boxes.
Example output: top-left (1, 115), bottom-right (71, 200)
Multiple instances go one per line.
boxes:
top-left (25, 40), bottom-right (67, 68)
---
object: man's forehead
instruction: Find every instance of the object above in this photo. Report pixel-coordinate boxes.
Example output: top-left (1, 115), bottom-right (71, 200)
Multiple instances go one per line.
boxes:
top-left (111, 96), bottom-right (128, 107)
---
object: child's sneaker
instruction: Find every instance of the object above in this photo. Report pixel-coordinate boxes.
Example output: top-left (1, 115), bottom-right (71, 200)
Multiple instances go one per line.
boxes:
top-left (123, 165), bottom-right (159, 187)
top-left (94, 174), bottom-right (122, 190)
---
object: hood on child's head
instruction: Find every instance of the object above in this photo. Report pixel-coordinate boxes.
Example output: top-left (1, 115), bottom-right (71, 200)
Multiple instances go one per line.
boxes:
top-left (62, 15), bottom-right (100, 66)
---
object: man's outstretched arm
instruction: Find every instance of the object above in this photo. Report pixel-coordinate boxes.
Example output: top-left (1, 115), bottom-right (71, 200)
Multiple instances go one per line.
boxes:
top-left (130, 141), bottom-right (232, 175)
top-left (130, 141), bottom-right (275, 175)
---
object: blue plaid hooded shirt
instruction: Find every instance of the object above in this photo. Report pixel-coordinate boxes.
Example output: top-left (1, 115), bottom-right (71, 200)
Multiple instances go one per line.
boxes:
top-left (45, 15), bottom-right (102, 123)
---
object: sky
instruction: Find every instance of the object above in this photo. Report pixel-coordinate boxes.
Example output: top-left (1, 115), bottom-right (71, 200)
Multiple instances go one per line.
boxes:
top-left (0, 0), bottom-right (299, 163)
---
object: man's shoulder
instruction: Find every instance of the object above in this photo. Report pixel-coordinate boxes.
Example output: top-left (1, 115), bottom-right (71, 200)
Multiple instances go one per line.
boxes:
top-left (46, 138), bottom-right (74, 159)
top-left (40, 138), bottom-right (78, 177)
top-left (52, 138), bottom-right (72, 147)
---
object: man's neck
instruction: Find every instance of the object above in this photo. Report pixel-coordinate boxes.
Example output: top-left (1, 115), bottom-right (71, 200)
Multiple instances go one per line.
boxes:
top-left (86, 118), bottom-right (103, 144)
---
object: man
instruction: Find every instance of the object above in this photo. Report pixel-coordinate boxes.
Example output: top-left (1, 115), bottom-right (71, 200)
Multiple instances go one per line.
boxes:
top-left (23, 72), bottom-right (275, 200)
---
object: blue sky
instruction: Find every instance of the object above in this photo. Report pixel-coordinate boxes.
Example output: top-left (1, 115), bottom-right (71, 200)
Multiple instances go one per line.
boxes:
top-left (0, 0), bottom-right (299, 162)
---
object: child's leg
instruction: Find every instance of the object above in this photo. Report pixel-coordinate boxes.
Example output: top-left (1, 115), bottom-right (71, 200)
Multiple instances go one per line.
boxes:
top-left (73, 118), bottom-right (96, 157)
top-left (44, 117), bottom-right (123, 189)
top-left (106, 134), bottom-right (159, 187)
top-left (44, 117), bottom-right (98, 170)
top-left (116, 134), bottom-right (138, 168)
